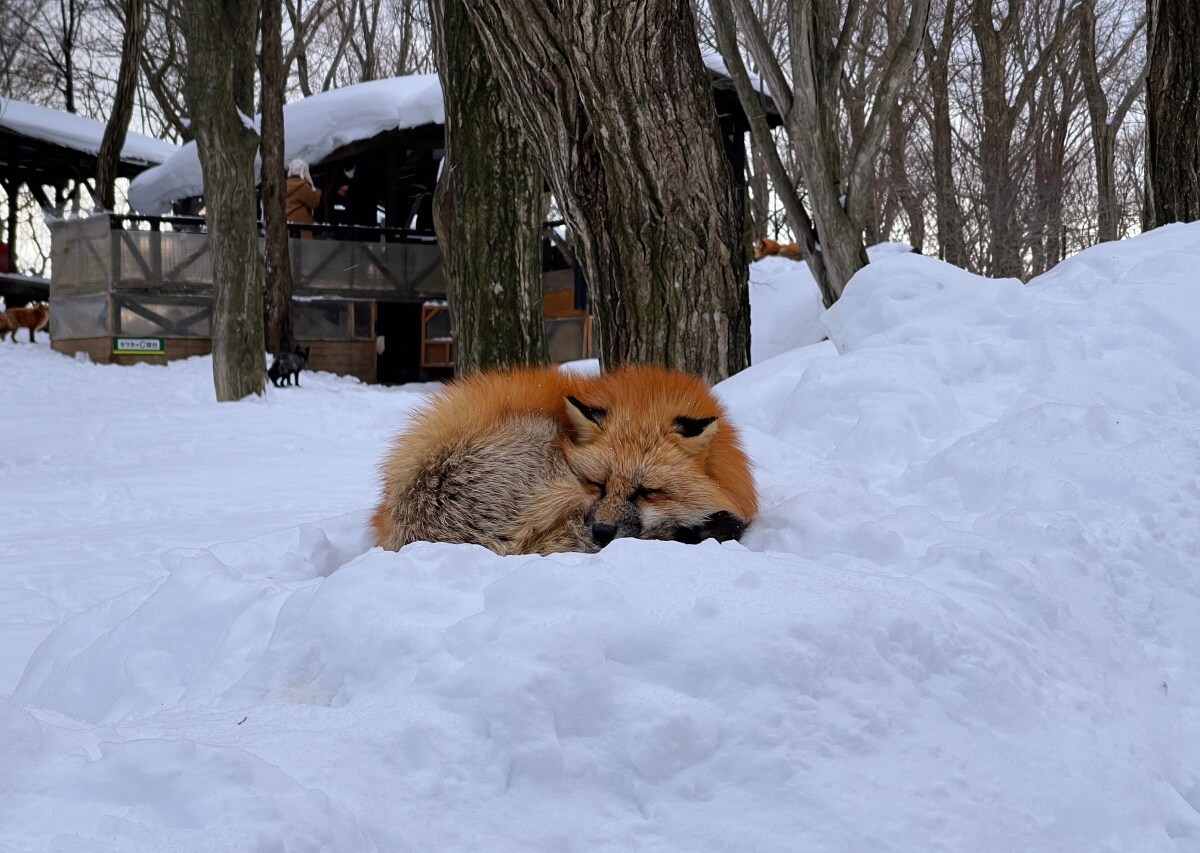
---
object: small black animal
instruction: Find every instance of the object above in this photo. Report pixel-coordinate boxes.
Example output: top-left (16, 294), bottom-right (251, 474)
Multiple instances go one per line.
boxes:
top-left (268, 345), bottom-right (311, 387)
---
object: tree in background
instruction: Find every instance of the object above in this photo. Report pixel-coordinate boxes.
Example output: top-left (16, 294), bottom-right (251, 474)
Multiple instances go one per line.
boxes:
top-left (261, 0), bottom-right (296, 357)
top-left (429, 0), bottom-right (548, 374)
top-left (0, 0), bottom-right (45, 102)
top-left (922, 0), bottom-right (967, 267)
top-left (464, 0), bottom-right (750, 384)
top-left (712, 0), bottom-right (931, 305)
top-left (95, 0), bottom-right (144, 211)
top-left (178, 0), bottom-right (267, 400)
top-left (288, 0), bottom-right (434, 94)
top-left (137, 0), bottom-right (192, 142)
top-left (1145, 0), bottom-right (1199, 226)
top-left (1076, 0), bottom-right (1145, 244)
top-left (970, 0), bottom-right (1073, 278)
top-left (0, 0), bottom-right (1170, 288)
top-left (14, 0), bottom-right (89, 114)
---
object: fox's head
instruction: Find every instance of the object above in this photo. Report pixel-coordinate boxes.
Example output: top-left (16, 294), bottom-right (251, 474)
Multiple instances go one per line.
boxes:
top-left (561, 365), bottom-right (757, 548)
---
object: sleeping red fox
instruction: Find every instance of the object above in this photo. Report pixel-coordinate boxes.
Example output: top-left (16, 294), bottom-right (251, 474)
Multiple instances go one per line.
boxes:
top-left (0, 302), bottom-right (49, 343)
top-left (371, 364), bottom-right (758, 555)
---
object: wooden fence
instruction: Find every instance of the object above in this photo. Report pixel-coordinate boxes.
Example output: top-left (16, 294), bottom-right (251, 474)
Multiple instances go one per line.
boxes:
top-left (50, 213), bottom-right (445, 301)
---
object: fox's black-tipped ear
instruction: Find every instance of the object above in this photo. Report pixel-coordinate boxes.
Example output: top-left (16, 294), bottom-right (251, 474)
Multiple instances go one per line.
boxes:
top-left (566, 395), bottom-right (607, 442)
top-left (674, 415), bottom-right (718, 451)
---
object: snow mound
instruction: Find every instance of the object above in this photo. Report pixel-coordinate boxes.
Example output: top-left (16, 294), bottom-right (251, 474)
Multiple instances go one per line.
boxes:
top-left (3, 224), bottom-right (1200, 850)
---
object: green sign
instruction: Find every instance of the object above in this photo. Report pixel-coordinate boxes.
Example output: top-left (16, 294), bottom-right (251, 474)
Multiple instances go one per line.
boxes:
top-left (113, 337), bottom-right (166, 355)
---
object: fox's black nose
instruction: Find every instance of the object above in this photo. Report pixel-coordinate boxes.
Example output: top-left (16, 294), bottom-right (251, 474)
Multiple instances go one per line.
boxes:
top-left (591, 523), bottom-right (616, 546)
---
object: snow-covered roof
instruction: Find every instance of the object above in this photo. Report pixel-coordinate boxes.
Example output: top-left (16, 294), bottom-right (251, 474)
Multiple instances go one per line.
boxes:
top-left (700, 50), bottom-right (772, 99)
top-left (129, 75), bottom-right (444, 215)
top-left (0, 96), bottom-right (177, 167)
top-left (128, 61), bottom-right (770, 216)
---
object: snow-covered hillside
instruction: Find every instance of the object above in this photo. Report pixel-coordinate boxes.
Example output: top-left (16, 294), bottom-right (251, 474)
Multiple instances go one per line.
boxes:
top-left (2, 224), bottom-right (1199, 851)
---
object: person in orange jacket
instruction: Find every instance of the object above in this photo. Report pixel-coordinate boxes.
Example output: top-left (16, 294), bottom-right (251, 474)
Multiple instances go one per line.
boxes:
top-left (285, 159), bottom-right (322, 238)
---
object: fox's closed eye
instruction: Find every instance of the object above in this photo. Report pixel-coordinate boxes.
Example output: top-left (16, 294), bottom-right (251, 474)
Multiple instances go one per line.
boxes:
top-left (586, 479), bottom-right (607, 497)
top-left (631, 486), bottom-right (664, 501)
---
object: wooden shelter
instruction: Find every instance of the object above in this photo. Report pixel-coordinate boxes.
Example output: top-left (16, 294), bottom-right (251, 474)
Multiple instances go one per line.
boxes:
top-left (0, 96), bottom-right (176, 277)
top-left (48, 211), bottom-right (585, 383)
top-left (48, 67), bottom-right (775, 383)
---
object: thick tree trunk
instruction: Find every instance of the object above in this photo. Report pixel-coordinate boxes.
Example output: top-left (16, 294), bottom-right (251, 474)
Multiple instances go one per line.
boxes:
top-left (430, 0), bottom-right (548, 374)
top-left (1146, 0), bottom-right (1200, 226)
top-left (95, 0), bottom-right (144, 211)
top-left (261, 0), bottom-right (295, 356)
top-left (465, 0), bottom-right (750, 384)
top-left (180, 0), bottom-right (266, 401)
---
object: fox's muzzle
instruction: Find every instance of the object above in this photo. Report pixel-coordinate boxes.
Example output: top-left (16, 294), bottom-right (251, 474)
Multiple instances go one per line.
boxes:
top-left (585, 499), bottom-right (642, 547)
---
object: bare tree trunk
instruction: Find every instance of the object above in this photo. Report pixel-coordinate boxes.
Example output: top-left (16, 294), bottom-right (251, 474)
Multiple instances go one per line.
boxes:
top-left (3, 180), bottom-right (18, 274)
top-left (924, 0), bottom-right (966, 266)
top-left (971, 0), bottom-right (1072, 278)
top-left (1078, 0), bottom-right (1116, 242)
top-left (1077, 1), bottom-right (1145, 243)
top-left (430, 0), bottom-right (548, 374)
top-left (261, 0), bottom-right (295, 356)
top-left (711, 0), bottom-right (832, 303)
top-left (180, 0), bottom-right (266, 400)
top-left (747, 134), bottom-right (772, 242)
top-left (887, 100), bottom-right (925, 253)
top-left (286, 0), bottom-right (314, 96)
top-left (781, 0), bottom-right (874, 296)
top-left (1025, 64), bottom-right (1075, 276)
top-left (972, 1), bottom-right (1023, 277)
top-left (138, 1), bottom-right (193, 142)
top-left (21, 0), bottom-right (84, 113)
top-left (1145, 0), bottom-right (1200, 226)
top-left (62, 0), bottom-right (77, 113)
top-left (465, 0), bottom-right (749, 383)
top-left (716, 0), bottom-right (930, 302)
top-left (1078, 0), bottom-right (1118, 243)
top-left (96, 0), bottom-right (144, 211)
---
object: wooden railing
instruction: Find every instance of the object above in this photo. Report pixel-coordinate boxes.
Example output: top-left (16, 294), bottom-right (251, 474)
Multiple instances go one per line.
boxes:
top-left (50, 213), bottom-right (446, 301)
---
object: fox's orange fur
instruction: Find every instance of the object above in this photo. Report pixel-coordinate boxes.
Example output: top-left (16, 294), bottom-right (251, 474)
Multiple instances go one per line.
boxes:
top-left (372, 364), bottom-right (758, 555)
top-left (753, 238), bottom-right (802, 261)
top-left (753, 238), bottom-right (782, 259)
top-left (0, 303), bottom-right (49, 343)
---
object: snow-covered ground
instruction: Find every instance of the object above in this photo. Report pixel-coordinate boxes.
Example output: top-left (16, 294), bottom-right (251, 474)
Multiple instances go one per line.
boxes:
top-left (3, 225), bottom-right (1199, 851)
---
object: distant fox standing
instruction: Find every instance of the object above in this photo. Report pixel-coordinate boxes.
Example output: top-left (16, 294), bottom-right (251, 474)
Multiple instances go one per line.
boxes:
top-left (0, 302), bottom-right (49, 343)
top-left (268, 345), bottom-right (311, 387)
top-left (371, 364), bottom-right (758, 555)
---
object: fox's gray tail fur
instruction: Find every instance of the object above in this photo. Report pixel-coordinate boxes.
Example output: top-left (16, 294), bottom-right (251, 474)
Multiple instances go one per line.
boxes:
top-left (382, 414), bottom-right (590, 554)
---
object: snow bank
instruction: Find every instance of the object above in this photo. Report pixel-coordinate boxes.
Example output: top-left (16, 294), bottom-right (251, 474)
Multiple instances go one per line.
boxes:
top-left (3, 224), bottom-right (1200, 851)
top-left (749, 240), bottom-right (913, 361)
top-left (0, 96), bottom-right (176, 166)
